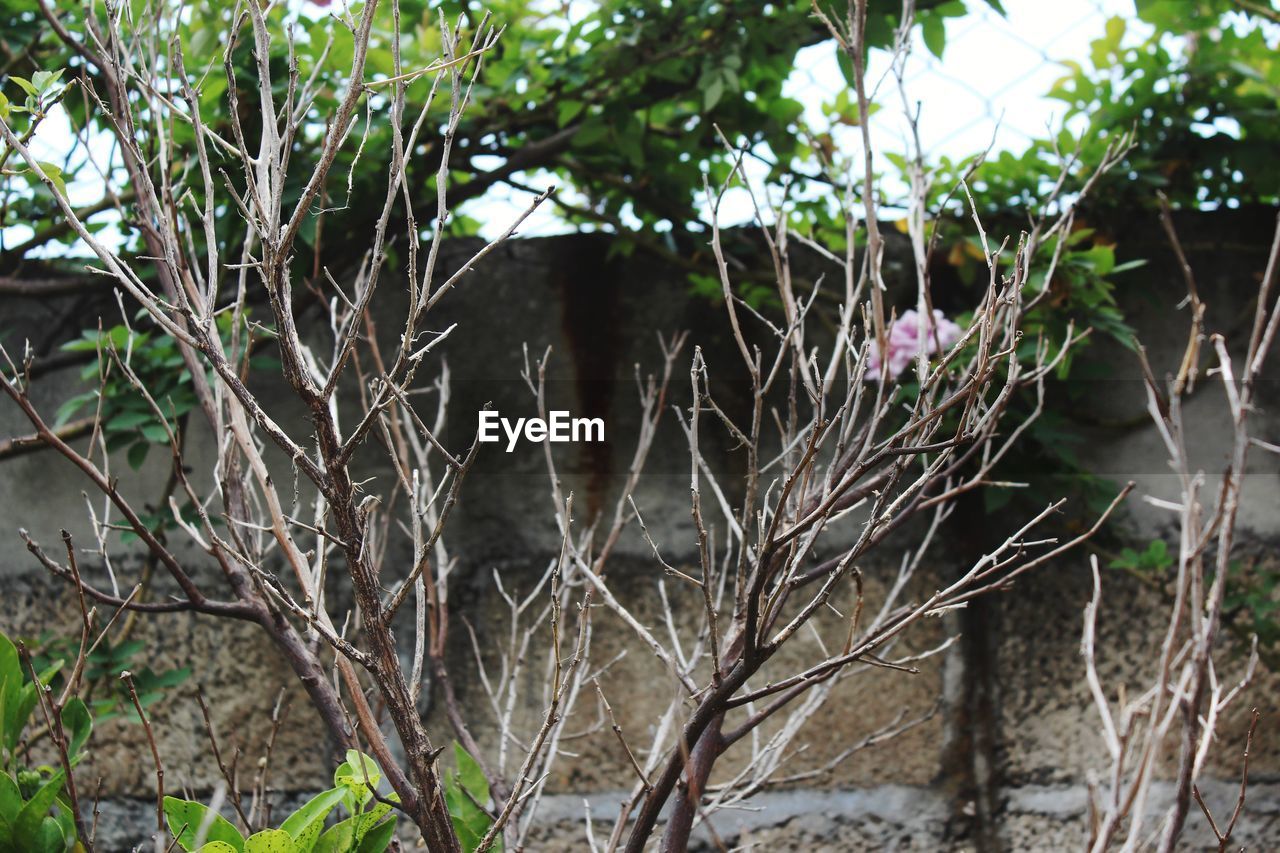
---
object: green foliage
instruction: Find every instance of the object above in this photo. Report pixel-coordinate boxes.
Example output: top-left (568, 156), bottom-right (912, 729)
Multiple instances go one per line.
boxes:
top-left (0, 0), bottom-right (1006, 258)
top-left (1225, 559), bottom-right (1280, 656)
top-left (165, 799), bottom-right (247, 853)
top-left (2, 0), bottom-right (1272, 263)
top-left (27, 633), bottom-right (190, 724)
top-left (0, 630), bottom-right (92, 853)
top-left (873, 3), bottom-right (1279, 217)
top-left (48, 311), bottom-right (272, 484)
top-left (874, 213), bottom-right (1142, 518)
top-left (444, 743), bottom-right (500, 853)
top-left (1045, 4), bottom-right (1280, 208)
top-left (1109, 540), bottom-right (1280, 665)
top-left (164, 751), bottom-right (398, 853)
top-left (1108, 539), bottom-right (1174, 574)
top-left (56, 322), bottom-right (203, 471)
top-left (1, 627), bottom-right (186, 851)
top-left (0, 66), bottom-right (70, 200)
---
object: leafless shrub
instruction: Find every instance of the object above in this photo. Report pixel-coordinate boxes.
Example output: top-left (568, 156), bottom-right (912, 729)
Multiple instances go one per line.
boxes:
top-left (6, 0), bottom-right (1254, 850)
top-left (1082, 206), bottom-right (1280, 852)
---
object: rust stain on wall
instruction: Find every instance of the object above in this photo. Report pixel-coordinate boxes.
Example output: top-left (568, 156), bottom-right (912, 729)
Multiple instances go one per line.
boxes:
top-left (553, 235), bottom-right (622, 519)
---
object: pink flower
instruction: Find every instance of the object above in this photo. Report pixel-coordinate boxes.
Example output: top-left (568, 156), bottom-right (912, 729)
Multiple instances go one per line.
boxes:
top-left (866, 309), bottom-right (963, 380)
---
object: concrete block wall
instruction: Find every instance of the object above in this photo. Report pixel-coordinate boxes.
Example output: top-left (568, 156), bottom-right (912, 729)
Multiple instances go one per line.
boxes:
top-left (1, 207), bottom-right (1277, 850)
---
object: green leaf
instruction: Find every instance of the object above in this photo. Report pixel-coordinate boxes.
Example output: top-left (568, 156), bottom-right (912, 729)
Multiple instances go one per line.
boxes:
top-left (279, 787), bottom-right (345, 852)
top-left (313, 817), bottom-right (355, 853)
top-left (12, 77), bottom-right (37, 98)
top-left (445, 747), bottom-right (495, 853)
top-left (921, 15), bottom-right (946, 59)
top-left (1110, 259), bottom-right (1148, 274)
top-left (54, 392), bottom-right (99, 428)
top-left (314, 806), bottom-right (396, 853)
top-left (453, 744), bottom-right (488, 802)
top-left (572, 120), bottom-right (608, 148)
top-left (983, 485), bottom-right (1014, 514)
top-left (244, 829), bottom-right (293, 852)
top-left (334, 751), bottom-right (381, 800)
top-left (33, 814), bottom-right (66, 853)
top-left (0, 772), bottom-right (21, 824)
top-left (139, 422), bottom-right (172, 444)
top-left (357, 798), bottom-right (395, 834)
top-left (0, 632), bottom-right (19, 686)
top-left (0, 645), bottom-right (19, 754)
top-left (1105, 16), bottom-right (1125, 48)
top-left (50, 805), bottom-right (76, 850)
top-left (30, 69), bottom-right (64, 95)
top-left (164, 796), bottom-right (245, 852)
top-left (147, 666), bottom-right (191, 689)
top-left (354, 818), bottom-right (396, 853)
top-left (702, 74), bottom-right (725, 111)
top-left (1077, 245), bottom-right (1116, 276)
top-left (111, 640), bottom-right (147, 660)
top-left (196, 844), bottom-right (241, 853)
top-left (33, 162), bottom-right (67, 198)
top-left (555, 100), bottom-right (585, 128)
top-left (1, 632), bottom-right (39, 753)
top-left (105, 411), bottom-right (153, 431)
top-left (15, 770), bottom-right (64, 841)
top-left (444, 783), bottom-right (486, 852)
top-left (108, 326), bottom-right (137, 350)
top-left (60, 697), bottom-right (92, 759)
top-left (127, 442), bottom-right (150, 471)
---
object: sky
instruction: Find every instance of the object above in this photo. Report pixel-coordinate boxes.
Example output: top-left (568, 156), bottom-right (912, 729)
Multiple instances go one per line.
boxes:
top-left (4, 0), bottom-right (1142, 251)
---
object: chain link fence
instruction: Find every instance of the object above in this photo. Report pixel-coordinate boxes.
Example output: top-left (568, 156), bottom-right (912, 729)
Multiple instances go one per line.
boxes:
top-left (790, 0), bottom-right (1133, 162)
top-left (498, 0), bottom-right (1135, 236)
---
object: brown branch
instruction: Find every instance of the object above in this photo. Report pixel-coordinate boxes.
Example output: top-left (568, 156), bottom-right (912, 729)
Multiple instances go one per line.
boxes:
top-left (19, 531), bottom-right (256, 618)
top-left (1220, 708), bottom-right (1262, 848)
top-left (121, 671), bottom-right (165, 836)
top-left (0, 275), bottom-right (102, 297)
top-left (194, 689), bottom-right (252, 831)
top-left (4, 194), bottom-right (132, 258)
top-left (1, 378), bottom-right (213, 608)
top-left (0, 416), bottom-right (94, 460)
top-left (19, 643), bottom-right (93, 851)
top-left (1230, 0), bottom-right (1280, 24)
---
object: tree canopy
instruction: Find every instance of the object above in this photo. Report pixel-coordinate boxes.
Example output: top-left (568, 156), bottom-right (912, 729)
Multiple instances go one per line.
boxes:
top-left (5, 0), bottom-right (1274, 279)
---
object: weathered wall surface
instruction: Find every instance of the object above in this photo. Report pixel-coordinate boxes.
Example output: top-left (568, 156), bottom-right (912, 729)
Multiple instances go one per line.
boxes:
top-left (1, 207), bottom-right (1278, 851)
